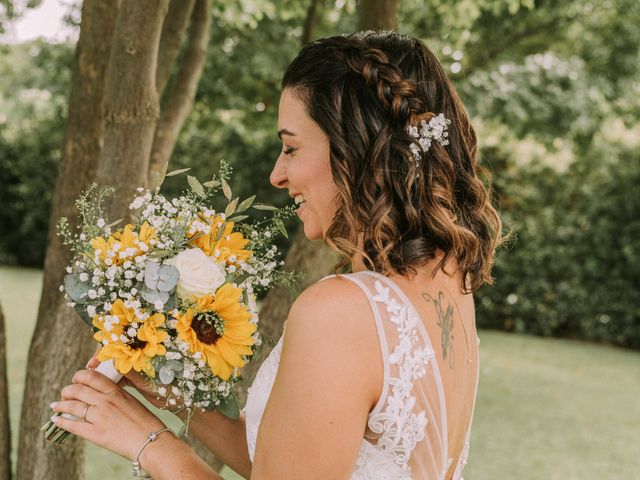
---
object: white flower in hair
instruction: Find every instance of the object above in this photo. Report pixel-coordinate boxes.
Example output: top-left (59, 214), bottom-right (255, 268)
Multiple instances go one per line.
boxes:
top-left (406, 113), bottom-right (452, 165)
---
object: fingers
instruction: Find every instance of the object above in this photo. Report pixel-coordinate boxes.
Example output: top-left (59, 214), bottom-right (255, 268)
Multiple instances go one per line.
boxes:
top-left (51, 400), bottom-right (94, 424)
top-left (50, 411), bottom-right (92, 438)
top-left (72, 368), bottom-right (119, 395)
top-left (60, 383), bottom-right (103, 406)
top-left (85, 345), bottom-right (102, 369)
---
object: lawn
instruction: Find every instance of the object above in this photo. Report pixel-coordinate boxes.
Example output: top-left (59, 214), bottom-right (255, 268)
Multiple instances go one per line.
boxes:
top-left (1, 265), bottom-right (639, 479)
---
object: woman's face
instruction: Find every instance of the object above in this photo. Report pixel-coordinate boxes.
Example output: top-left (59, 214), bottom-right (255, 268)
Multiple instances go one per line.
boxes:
top-left (270, 88), bottom-right (339, 240)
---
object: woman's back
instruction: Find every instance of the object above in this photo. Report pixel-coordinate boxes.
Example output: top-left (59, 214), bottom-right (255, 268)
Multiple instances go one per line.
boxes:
top-left (245, 258), bottom-right (479, 479)
top-left (379, 263), bottom-right (479, 479)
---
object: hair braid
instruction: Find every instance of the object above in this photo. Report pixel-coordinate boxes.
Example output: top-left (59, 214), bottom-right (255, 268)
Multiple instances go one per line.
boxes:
top-left (282, 32), bottom-right (504, 293)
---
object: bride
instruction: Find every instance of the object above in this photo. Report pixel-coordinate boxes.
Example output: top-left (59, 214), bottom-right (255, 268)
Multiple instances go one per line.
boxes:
top-left (51, 31), bottom-right (502, 479)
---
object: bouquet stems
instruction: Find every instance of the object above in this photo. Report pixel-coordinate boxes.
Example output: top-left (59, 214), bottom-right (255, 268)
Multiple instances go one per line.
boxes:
top-left (42, 359), bottom-right (122, 445)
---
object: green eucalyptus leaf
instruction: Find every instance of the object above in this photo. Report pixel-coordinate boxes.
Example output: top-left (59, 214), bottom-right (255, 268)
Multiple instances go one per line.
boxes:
top-left (64, 273), bottom-right (91, 304)
top-left (187, 175), bottom-right (207, 199)
top-left (157, 264), bottom-right (179, 292)
top-left (142, 287), bottom-right (170, 305)
top-left (273, 217), bottom-right (288, 238)
top-left (237, 195), bottom-right (256, 212)
top-left (166, 168), bottom-right (191, 177)
top-left (252, 203), bottom-right (279, 211)
top-left (221, 178), bottom-right (232, 200)
top-left (107, 218), bottom-right (123, 228)
top-left (164, 294), bottom-right (178, 312)
top-left (158, 365), bottom-right (175, 384)
top-left (167, 360), bottom-right (184, 372)
top-left (217, 394), bottom-right (240, 420)
top-left (144, 261), bottom-right (161, 289)
top-left (73, 303), bottom-right (93, 327)
top-left (224, 197), bottom-right (239, 217)
top-left (148, 249), bottom-right (172, 259)
top-left (226, 214), bottom-right (249, 223)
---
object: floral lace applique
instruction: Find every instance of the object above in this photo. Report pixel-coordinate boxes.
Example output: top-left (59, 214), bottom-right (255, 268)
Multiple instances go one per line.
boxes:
top-left (365, 280), bottom-right (436, 473)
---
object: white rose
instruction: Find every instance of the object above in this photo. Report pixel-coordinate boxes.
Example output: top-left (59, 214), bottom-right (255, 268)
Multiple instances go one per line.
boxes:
top-left (165, 248), bottom-right (226, 299)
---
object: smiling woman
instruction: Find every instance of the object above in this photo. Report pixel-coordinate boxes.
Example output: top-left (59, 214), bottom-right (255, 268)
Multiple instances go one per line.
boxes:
top-left (48, 31), bottom-right (503, 480)
top-left (271, 89), bottom-right (337, 240)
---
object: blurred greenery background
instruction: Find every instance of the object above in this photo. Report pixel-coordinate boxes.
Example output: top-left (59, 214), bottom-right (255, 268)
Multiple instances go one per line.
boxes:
top-left (1, 0), bottom-right (639, 478)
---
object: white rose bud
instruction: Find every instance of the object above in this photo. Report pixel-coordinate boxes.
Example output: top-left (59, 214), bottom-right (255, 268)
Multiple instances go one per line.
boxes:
top-left (164, 248), bottom-right (226, 300)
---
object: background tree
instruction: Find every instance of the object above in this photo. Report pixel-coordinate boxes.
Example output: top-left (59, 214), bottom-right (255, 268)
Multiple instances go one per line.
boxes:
top-left (15, 1), bottom-right (215, 478)
top-left (16, 1), bottom-right (118, 478)
top-left (1, 0), bottom-right (638, 475)
top-left (0, 302), bottom-right (10, 480)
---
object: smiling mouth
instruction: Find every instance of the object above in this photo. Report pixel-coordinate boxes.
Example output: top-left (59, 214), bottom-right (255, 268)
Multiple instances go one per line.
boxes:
top-left (294, 194), bottom-right (306, 207)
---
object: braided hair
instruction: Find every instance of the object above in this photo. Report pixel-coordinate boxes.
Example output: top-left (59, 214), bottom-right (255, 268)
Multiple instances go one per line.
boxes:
top-left (282, 31), bottom-right (502, 293)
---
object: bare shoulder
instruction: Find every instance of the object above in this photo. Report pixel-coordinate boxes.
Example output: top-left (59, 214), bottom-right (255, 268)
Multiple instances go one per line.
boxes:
top-left (282, 273), bottom-right (384, 414)
top-left (287, 274), bottom-right (372, 333)
top-left (251, 274), bottom-right (382, 477)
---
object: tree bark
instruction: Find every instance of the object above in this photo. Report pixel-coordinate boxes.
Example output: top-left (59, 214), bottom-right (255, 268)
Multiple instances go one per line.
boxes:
top-left (15, 2), bottom-right (119, 479)
top-left (357, 0), bottom-right (399, 31)
top-left (148, 0), bottom-right (213, 191)
top-left (0, 302), bottom-right (10, 480)
top-left (301, 0), bottom-right (323, 45)
top-left (96, 0), bottom-right (170, 215)
top-left (156, 0), bottom-right (197, 97)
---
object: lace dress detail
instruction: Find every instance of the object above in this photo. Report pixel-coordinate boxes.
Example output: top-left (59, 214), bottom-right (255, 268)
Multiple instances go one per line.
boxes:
top-left (244, 271), bottom-right (479, 479)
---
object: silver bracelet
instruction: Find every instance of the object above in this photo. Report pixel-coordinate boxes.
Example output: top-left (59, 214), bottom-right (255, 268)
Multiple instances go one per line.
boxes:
top-left (132, 427), bottom-right (174, 479)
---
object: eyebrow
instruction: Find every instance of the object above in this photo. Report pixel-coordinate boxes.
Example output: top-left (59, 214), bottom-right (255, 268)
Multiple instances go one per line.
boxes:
top-left (277, 128), bottom-right (296, 140)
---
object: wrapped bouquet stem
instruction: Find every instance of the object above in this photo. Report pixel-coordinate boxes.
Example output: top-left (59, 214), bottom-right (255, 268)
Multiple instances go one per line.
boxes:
top-left (43, 162), bottom-right (297, 445)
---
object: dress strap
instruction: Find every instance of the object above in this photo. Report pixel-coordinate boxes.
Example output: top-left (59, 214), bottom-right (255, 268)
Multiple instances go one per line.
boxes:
top-left (320, 272), bottom-right (391, 416)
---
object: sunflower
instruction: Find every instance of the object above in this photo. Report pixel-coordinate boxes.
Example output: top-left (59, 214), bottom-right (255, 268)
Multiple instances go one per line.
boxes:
top-left (93, 299), bottom-right (167, 377)
top-left (176, 283), bottom-right (256, 380)
top-left (188, 214), bottom-right (251, 266)
top-left (90, 221), bottom-right (156, 265)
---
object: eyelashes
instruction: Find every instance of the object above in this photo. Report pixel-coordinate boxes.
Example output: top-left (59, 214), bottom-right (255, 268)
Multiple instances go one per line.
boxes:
top-left (282, 146), bottom-right (296, 156)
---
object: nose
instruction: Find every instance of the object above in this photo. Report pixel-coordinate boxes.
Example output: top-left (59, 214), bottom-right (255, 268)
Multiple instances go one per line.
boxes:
top-left (269, 153), bottom-right (288, 189)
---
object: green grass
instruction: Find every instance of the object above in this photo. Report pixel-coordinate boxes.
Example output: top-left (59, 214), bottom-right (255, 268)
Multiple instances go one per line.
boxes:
top-left (1, 265), bottom-right (639, 479)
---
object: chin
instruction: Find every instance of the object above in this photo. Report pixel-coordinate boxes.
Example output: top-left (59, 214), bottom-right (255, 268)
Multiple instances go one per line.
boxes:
top-left (301, 221), bottom-right (324, 241)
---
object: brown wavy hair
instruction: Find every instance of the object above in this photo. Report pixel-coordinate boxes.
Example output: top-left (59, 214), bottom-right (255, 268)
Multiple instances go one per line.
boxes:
top-left (282, 31), bottom-right (503, 293)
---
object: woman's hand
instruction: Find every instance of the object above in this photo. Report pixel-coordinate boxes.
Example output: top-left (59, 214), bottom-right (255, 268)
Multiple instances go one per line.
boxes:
top-left (50, 368), bottom-right (169, 461)
top-left (86, 349), bottom-right (178, 412)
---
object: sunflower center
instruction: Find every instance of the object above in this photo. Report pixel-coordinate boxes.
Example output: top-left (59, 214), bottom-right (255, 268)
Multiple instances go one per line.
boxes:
top-left (192, 311), bottom-right (225, 345)
top-left (129, 336), bottom-right (147, 350)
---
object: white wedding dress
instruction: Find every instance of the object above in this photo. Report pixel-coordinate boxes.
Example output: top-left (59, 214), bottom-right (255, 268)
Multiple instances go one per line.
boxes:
top-left (244, 270), bottom-right (480, 479)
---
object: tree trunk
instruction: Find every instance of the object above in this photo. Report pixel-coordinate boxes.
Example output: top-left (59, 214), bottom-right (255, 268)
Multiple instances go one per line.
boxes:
top-left (96, 0), bottom-right (170, 212)
top-left (156, 0), bottom-right (197, 97)
top-left (301, 0), bottom-right (324, 45)
top-left (17, 0), bottom-right (219, 477)
top-left (357, 0), bottom-right (399, 31)
top-left (0, 302), bottom-right (10, 480)
top-left (15, 2), bottom-right (119, 479)
top-left (148, 0), bottom-right (213, 191)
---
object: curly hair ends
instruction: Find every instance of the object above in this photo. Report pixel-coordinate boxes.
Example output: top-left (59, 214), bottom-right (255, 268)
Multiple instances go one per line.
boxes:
top-left (282, 31), bottom-right (503, 293)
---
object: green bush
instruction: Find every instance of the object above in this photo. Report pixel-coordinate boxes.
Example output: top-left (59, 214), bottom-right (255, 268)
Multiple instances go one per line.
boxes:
top-left (476, 125), bottom-right (640, 348)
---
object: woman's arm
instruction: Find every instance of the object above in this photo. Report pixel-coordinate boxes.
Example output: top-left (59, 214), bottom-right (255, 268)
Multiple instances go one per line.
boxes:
top-left (172, 408), bottom-right (252, 478)
top-left (250, 277), bottom-right (383, 479)
top-left (98, 359), bottom-right (253, 477)
top-left (51, 369), bottom-right (223, 479)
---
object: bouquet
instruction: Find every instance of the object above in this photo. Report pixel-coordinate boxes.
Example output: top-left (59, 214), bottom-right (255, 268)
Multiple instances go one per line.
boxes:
top-left (42, 162), bottom-right (296, 444)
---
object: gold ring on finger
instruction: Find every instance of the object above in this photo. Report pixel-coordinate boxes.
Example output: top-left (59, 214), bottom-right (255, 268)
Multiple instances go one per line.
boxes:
top-left (82, 403), bottom-right (92, 422)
